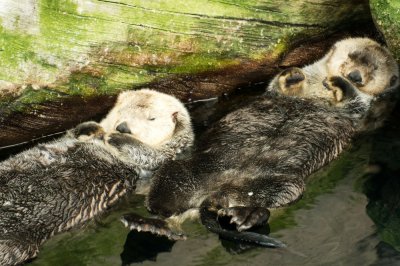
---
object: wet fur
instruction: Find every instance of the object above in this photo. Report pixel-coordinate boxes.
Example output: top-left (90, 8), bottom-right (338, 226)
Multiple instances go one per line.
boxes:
top-left (268, 38), bottom-right (399, 131)
top-left (0, 89), bottom-right (193, 265)
top-left (147, 94), bottom-right (355, 218)
top-left (145, 38), bottom-right (399, 242)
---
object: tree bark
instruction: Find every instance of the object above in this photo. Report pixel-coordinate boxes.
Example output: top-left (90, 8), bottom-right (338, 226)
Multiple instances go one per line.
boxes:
top-left (0, 0), bottom-right (374, 147)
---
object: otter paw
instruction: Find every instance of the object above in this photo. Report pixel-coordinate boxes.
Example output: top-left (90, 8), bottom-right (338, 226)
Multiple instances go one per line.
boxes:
top-left (217, 207), bottom-right (270, 232)
top-left (106, 133), bottom-right (141, 150)
top-left (322, 77), bottom-right (344, 102)
top-left (323, 76), bottom-right (359, 103)
top-left (71, 121), bottom-right (105, 139)
top-left (121, 213), bottom-right (186, 241)
top-left (278, 67), bottom-right (305, 96)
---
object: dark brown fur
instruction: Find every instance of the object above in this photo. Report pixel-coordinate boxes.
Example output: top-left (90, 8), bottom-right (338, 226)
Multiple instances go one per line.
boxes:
top-left (147, 92), bottom-right (356, 228)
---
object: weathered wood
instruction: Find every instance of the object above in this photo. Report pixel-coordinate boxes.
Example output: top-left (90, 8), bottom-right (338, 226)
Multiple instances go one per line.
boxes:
top-left (0, 0), bottom-right (373, 146)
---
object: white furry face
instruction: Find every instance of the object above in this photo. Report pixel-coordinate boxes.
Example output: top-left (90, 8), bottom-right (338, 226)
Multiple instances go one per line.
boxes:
top-left (100, 89), bottom-right (186, 147)
top-left (326, 38), bottom-right (399, 95)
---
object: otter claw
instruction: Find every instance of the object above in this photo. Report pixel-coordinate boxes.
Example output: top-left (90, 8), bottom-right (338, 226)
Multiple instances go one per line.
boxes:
top-left (201, 204), bottom-right (285, 248)
top-left (121, 213), bottom-right (186, 241)
top-left (218, 207), bottom-right (270, 232)
top-left (322, 77), bottom-right (330, 90)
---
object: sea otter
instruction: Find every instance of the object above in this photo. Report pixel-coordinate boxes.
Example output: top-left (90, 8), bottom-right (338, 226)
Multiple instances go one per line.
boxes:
top-left (0, 89), bottom-right (193, 265)
top-left (123, 38), bottom-right (399, 246)
top-left (268, 37), bottom-right (399, 130)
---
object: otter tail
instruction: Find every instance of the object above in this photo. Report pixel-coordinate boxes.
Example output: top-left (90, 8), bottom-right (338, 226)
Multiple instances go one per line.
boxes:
top-left (199, 202), bottom-right (286, 248)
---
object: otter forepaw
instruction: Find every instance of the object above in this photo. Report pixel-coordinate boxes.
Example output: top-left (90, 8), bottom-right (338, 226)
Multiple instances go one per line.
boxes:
top-left (105, 133), bottom-right (143, 150)
top-left (121, 213), bottom-right (186, 241)
top-left (323, 76), bottom-right (360, 103)
top-left (218, 207), bottom-right (270, 232)
top-left (278, 67), bottom-right (305, 96)
top-left (70, 121), bottom-right (105, 140)
top-left (323, 77), bottom-right (344, 102)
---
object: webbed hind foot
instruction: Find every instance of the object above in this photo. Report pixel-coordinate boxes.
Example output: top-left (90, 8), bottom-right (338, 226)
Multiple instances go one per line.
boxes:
top-left (120, 213), bottom-right (186, 241)
top-left (200, 204), bottom-right (285, 248)
top-left (218, 207), bottom-right (270, 231)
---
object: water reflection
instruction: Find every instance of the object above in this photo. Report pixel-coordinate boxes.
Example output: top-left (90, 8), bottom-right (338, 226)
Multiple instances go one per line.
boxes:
top-left (121, 231), bottom-right (175, 265)
top-left (363, 103), bottom-right (400, 264)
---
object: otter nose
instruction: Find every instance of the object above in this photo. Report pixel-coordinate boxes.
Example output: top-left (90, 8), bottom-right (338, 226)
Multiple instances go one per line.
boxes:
top-left (347, 70), bottom-right (362, 84)
top-left (116, 122), bottom-right (131, 134)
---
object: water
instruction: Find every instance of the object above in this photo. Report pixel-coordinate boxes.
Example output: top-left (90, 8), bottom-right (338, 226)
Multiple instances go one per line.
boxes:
top-left (4, 88), bottom-right (400, 266)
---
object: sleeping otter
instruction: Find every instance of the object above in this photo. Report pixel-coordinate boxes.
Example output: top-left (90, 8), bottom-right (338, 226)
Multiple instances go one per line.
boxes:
top-left (0, 89), bottom-right (193, 265)
top-left (268, 37), bottom-right (399, 130)
top-left (123, 38), bottom-right (399, 246)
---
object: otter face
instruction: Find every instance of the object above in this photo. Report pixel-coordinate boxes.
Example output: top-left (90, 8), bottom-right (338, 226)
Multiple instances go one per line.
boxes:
top-left (326, 38), bottom-right (399, 95)
top-left (340, 52), bottom-right (376, 87)
top-left (100, 89), bottom-right (188, 147)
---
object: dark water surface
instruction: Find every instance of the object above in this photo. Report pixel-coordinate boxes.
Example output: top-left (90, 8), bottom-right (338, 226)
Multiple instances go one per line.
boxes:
top-left (4, 87), bottom-right (400, 266)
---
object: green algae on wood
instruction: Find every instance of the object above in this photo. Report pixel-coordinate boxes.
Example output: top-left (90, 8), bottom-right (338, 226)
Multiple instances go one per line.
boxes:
top-left (0, 0), bottom-right (372, 146)
top-left (370, 0), bottom-right (400, 61)
top-left (0, 0), bottom-right (370, 94)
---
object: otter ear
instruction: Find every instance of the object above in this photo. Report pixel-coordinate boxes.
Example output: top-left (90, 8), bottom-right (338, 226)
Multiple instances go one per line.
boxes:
top-left (172, 112), bottom-right (178, 123)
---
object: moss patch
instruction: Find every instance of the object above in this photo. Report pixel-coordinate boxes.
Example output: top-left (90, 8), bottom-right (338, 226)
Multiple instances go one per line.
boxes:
top-left (370, 0), bottom-right (400, 61)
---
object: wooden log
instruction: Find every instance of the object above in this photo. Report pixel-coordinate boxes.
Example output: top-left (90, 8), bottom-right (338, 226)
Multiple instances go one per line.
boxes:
top-left (0, 0), bottom-right (373, 146)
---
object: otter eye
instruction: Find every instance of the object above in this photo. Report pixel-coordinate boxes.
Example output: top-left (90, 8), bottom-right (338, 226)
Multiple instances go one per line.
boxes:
top-left (348, 52), bottom-right (360, 60)
top-left (149, 117), bottom-right (156, 121)
top-left (390, 75), bottom-right (398, 87)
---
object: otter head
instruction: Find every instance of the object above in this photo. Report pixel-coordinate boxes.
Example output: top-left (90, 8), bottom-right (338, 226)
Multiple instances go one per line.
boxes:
top-left (100, 89), bottom-right (190, 147)
top-left (326, 38), bottom-right (399, 96)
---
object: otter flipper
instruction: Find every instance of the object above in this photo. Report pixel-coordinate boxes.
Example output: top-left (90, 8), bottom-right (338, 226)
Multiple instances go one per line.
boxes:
top-left (199, 204), bottom-right (286, 248)
top-left (120, 213), bottom-right (186, 241)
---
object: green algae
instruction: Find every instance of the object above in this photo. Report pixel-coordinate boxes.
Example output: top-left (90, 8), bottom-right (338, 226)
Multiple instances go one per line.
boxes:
top-left (0, 28), bottom-right (36, 82)
top-left (370, 0), bottom-right (400, 61)
top-left (0, 0), bottom-right (371, 116)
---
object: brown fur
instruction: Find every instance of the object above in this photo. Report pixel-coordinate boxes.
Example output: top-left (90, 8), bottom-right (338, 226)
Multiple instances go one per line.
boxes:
top-left (142, 38), bottom-right (399, 244)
